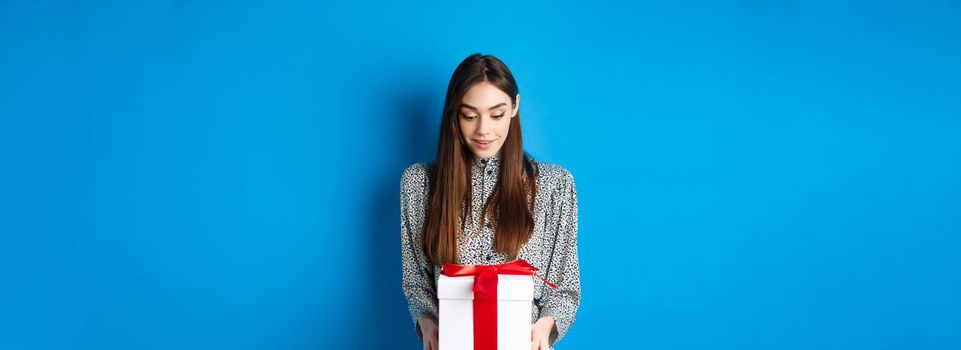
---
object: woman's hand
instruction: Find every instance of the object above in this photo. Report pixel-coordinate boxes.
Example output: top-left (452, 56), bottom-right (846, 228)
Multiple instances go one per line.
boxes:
top-left (530, 316), bottom-right (556, 350)
top-left (418, 314), bottom-right (439, 350)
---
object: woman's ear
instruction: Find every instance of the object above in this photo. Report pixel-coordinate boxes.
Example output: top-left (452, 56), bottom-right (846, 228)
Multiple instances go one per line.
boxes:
top-left (513, 94), bottom-right (520, 118)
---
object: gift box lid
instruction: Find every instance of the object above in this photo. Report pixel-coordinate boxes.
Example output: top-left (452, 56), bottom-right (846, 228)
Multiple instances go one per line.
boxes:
top-left (437, 274), bottom-right (534, 301)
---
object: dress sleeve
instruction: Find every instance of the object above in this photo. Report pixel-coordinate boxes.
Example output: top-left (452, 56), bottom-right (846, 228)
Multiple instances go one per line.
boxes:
top-left (399, 164), bottom-right (439, 342)
top-left (538, 168), bottom-right (581, 346)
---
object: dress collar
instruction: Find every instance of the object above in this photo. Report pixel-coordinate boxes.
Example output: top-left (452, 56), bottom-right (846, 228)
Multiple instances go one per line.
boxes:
top-left (472, 152), bottom-right (502, 170)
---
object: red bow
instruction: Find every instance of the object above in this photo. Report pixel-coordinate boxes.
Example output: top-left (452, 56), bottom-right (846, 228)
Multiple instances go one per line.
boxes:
top-left (441, 259), bottom-right (557, 350)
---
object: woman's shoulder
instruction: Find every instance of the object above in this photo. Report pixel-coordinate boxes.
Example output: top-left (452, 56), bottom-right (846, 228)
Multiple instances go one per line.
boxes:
top-left (531, 158), bottom-right (575, 189)
top-left (402, 161), bottom-right (431, 178)
top-left (400, 161), bottom-right (434, 190)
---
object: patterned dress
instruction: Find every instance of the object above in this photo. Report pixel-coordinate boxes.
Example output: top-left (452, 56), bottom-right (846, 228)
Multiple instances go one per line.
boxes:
top-left (399, 152), bottom-right (580, 347)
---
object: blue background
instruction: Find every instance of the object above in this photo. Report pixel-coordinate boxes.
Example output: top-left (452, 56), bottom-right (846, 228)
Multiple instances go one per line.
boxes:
top-left (2, 1), bottom-right (960, 349)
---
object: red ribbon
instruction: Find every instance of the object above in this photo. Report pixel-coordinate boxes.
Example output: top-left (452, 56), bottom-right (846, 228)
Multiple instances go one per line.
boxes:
top-left (441, 259), bottom-right (557, 350)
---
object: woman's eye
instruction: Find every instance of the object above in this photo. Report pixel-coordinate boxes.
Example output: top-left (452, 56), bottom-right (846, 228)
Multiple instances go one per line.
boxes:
top-left (492, 114), bottom-right (505, 119)
top-left (463, 115), bottom-right (478, 120)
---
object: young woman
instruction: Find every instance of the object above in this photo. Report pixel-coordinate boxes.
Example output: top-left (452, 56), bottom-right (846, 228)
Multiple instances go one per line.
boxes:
top-left (400, 53), bottom-right (580, 350)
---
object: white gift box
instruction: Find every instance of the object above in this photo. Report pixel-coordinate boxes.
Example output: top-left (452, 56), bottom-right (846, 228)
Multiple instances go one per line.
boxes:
top-left (437, 274), bottom-right (534, 350)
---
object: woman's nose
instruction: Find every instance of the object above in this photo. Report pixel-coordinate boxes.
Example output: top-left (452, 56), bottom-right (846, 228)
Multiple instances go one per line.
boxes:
top-left (476, 116), bottom-right (491, 134)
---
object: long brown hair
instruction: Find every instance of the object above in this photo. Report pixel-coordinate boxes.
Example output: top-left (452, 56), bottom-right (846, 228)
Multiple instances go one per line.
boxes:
top-left (422, 53), bottom-right (539, 266)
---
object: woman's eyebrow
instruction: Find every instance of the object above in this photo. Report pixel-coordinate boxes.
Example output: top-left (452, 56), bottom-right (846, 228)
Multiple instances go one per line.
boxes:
top-left (460, 103), bottom-right (508, 111)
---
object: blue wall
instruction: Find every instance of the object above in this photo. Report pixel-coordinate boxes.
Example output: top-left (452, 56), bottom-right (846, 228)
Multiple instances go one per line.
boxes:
top-left (2, 1), bottom-right (959, 349)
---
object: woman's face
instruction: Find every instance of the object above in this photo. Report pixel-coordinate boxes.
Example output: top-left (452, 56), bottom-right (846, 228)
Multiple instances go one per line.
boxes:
top-left (458, 81), bottom-right (520, 159)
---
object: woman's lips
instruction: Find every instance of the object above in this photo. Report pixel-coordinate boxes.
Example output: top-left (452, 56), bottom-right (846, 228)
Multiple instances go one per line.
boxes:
top-left (472, 139), bottom-right (494, 149)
